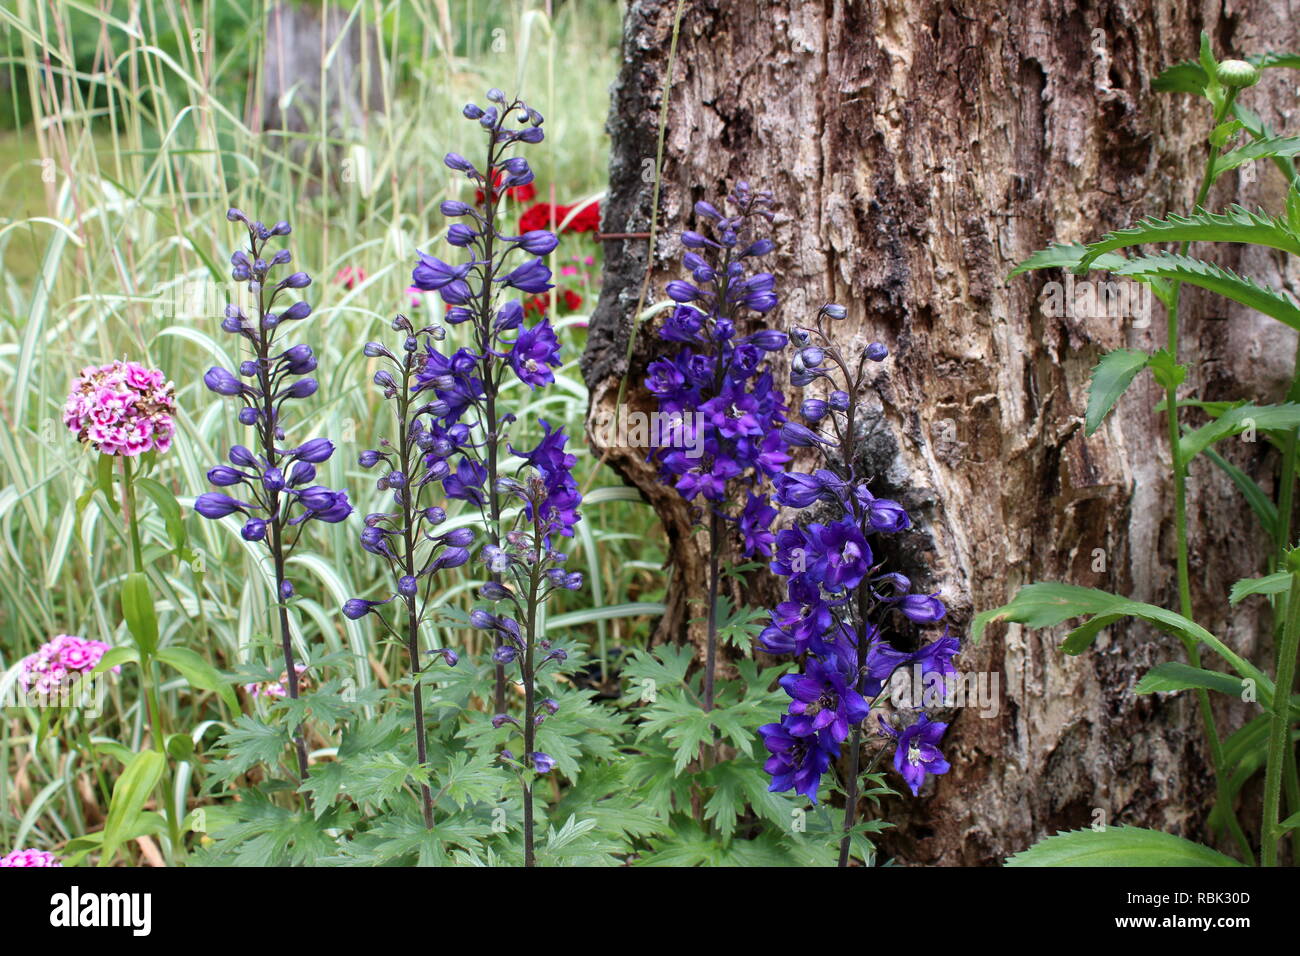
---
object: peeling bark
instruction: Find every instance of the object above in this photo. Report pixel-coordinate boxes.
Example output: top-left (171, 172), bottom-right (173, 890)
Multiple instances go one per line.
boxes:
top-left (584, 0), bottom-right (1299, 864)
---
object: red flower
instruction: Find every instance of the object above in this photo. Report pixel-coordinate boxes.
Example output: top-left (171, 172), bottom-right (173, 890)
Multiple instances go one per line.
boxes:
top-left (518, 200), bottom-right (601, 236)
top-left (335, 265), bottom-right (367, 289)
top-left (562, 289), bottom-right (583, 311)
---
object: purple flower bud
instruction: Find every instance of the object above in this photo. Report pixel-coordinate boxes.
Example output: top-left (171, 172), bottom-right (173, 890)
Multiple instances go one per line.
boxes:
top-left (288, 461), bottom-right (316, 486)
top-left (440, 200), bottom-right (471, 217)
top-left (282, 272), bottom-right (311, 289)
top-left (492, 645), bottom-right (518, 663)
top-left (229, 445), bottom-right (257, 467)
top-left (238, 407), bottom-right (260, 426)
top-left (665, 280), bottom-right (700, 303)
top-left (515, 230), bottom-right (558, 255)
top-left (283, 378), bottom-right (318, 399)
top-left (530, 752), bottom-right (556, 773)
top-left (207, 466), bottom-right (245, 486)
top-left (292, 438), bottom-right (335, 463)
top-left (745, 329), bottom-right (788, 351)
top-left (900, 593), bottom-right (946, 623)
top-left (480, 581), bottom-right (511, 601)
top-left (194, 492), bottom-right (247, 519)
top-left (359, 449), bottom-right (383, 468)
top-left (444, 151), bottom-right (475, 172)
top-left (204, 366), bottom-right (244, 396)
top-left (780, 422), bottom-right (832, 447)
top-left (398, 576), bottom-right (418, 597)
top-left (440, 527), bottom-right (474, 547)
top-left (800, 399), bottom-right (828, 422)
top-left (261, 467), bottom-right (285, 492)
top-left (280, 300), bottom-right (312, 322)
top-left (828, 390), bottom-right (850, 411)
top-left (820, 303), bottom-right (847, 320)
top-left (865, 342), bottom-right (889, 362)
top-left (541, 698), bottom-right (559, 715)
top-left (462, 103), bottom-right (484, 119)
top-left (241, 518), bottom-right (267, 541)
top-left (429, 647), bottom-right (459, 667)
top-left (470, 609), bottom-right (497, 629)
top-left (447, 224), bottom-right (477, 247)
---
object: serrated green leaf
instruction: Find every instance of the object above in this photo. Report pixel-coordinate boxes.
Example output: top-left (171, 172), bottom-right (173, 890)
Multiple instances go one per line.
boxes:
top-left (1079, 207), bottom-right (1300, 270)
top-left (973, 582), bottom-right (1270, 697)
top-left (1085, 348), bottom-right (1148, 435)
top-left (1213, 136), bottom-right (1300, 177)
top-left (1008, 242), bottom-right (1130, 279)
top-left (1135, 661), bottom-right (1249, 699)
top-left (1229, 571), bottom-right (1291, 605)
top-left (1006, 826), bottom-right (1243, 867)
top-left (1178, 403), bottom-right (1300, 466)
top-left (1112, 252), bottom-right (1300, 332)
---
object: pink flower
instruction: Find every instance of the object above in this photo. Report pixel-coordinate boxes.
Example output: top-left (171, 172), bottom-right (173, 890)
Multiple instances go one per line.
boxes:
top-left (64, 360), bottom-right (176, 457)
top-left (0, 848), bottom-right (61, 867)
top-left (335, 265), bottom-right (367, 289)
top-left (20, 634), bottom-right (114, 695)
top-left (244, 664), bottom-right (309, 699)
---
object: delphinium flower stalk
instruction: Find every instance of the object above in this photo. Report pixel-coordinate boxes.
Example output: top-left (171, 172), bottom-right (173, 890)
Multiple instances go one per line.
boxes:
top-left (644, 183), bottom-right (790, 716)
top-left (410, 88), bottom-right (558, 715)
top-left (345, 316), bottom-right (472, 830)
top-left (196, 210), bottom-right (352, 781)
top-left (757, 303), bottom-right (956, 867)
top-left (474, 420), bottom-right (583, 866)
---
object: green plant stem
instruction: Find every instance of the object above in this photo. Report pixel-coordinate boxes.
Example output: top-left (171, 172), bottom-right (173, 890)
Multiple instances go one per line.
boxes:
top-left (123, 454), bottom-right (181, 861)
top-left (1273, 337), bottom-right (1300, 860)
top-left (1162, 89), bottom-right (1254, 863)
top-left (122, 456), bottom-right (143, 571)
top-left (1263, 567), bottom-right (1300, 865)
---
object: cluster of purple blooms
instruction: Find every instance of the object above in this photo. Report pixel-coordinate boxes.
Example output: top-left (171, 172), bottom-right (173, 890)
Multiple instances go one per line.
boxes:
top-left (757, 304), bottom-right (958, 804)
top-left (343, 318), bottom-right (479, 637)
top-left (195, 210), bottom-right (352, 779)
top-left (195, 211), bottom-right (352, 565)
top-left (475, 419), bottom-right (585, 778)
top-left (408, 90), bottom-right (563, 533)
top-left (645, 183), bottom-right (790, 558)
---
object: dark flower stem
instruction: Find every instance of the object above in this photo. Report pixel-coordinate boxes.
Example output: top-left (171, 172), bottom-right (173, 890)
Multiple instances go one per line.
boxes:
top-left (702, 509), bottom-right (723, 714)
top-left (397, 373), bottom-right (436, 829)
top-left (476, 132), bottom-right (508, 715)
top-left (255, 272), bottom-right (310, 783)
top-left (522, 519), bottom-right (543, 868)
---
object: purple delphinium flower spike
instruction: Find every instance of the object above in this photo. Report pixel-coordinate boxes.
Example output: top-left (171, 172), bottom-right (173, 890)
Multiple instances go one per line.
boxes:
top-left (197, 210), bottom-right (352, 781)
top-left (473, 420), bottom-right (583, 868)
top-left (348, 316), bottom-right (469, 830)
top-left (413, 90), bottom-right (556, 716)
top-left (643, 182), bottom-right (791, 717)
top-left (756, 303), bottom-right (956, 864)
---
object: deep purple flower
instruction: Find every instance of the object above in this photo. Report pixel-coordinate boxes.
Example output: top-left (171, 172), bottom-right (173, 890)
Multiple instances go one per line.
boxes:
top-left (880, 714), bottom-right (951, 796)
top-left (758, 719), bottom-right (835, 803)
top-left (506, 319), bottom-right (562, 389)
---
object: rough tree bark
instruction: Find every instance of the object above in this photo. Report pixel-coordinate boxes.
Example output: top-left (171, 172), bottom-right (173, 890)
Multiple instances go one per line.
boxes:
top-left (583, 0), bottom-right (1300, 865)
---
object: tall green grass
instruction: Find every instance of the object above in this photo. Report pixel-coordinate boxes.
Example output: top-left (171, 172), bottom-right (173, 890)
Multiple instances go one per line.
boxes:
top-left (0, 0), bottom-right (665, 856)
